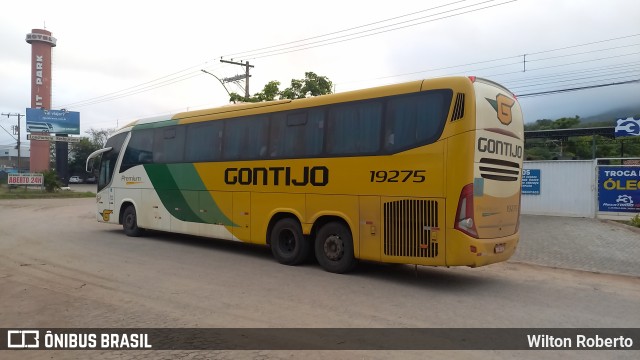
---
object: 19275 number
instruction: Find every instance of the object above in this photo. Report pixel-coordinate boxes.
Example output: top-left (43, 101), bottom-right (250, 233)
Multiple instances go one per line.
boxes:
top-left (369, 170), bottom-right (426, 183)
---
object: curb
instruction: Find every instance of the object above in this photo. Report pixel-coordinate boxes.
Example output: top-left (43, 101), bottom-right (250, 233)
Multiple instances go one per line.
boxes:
top-left (602, 219), bottom-right (640, 235)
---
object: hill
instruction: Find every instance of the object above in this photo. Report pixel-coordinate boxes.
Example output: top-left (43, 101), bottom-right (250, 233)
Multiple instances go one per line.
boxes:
top-left (580, 105), bottom-right (640, 124)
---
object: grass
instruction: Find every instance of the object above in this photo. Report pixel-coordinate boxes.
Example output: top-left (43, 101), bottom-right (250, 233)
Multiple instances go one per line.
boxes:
top-left (0, 184), bottom-right (95, 200)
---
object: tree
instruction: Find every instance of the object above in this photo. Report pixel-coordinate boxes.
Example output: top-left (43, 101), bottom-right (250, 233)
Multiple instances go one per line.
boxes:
top-left (228, 72), bottom-right (333, 102)
top-left (553, 116), bottom-right (580, 129)
top-left (284, 72), bottom-right (332, 99)
top-left (68, 138), bottom-right (98, 176)
top-left (85, 128), bottom-right (114, 148)
top-left (68, 128), bottom-right (115, 177)
top-left (523, 116), bottom-right (640, 160)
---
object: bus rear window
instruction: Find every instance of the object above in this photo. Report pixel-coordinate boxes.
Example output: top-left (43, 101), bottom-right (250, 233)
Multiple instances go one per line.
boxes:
top-left (383, 89), bottom-right (452, 152)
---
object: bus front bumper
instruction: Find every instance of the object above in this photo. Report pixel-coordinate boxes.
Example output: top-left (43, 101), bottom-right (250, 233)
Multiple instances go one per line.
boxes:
top-left (446, 230), bottom-right (519, 267)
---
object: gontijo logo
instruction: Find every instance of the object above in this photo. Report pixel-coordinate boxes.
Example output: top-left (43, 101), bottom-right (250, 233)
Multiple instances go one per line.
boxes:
top-left (485, 94), bottom-right (515, 126)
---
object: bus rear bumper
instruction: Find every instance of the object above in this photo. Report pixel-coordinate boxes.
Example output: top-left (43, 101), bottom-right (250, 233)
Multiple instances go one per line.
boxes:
top-left (446, 230), bottom-right (519, 267)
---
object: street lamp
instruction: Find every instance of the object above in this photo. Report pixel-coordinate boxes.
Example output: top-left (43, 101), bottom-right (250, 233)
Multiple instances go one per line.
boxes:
top-left (200, 69), bottom-right (233, 100)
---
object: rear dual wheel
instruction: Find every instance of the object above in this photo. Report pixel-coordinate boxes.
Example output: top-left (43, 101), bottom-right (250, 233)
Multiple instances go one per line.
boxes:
top-left (314, 222), bottom-right (357, 274)
top-left (269, 218), bottom-right (357, 273)
top-left (270, 218), bottom-right (311, 265)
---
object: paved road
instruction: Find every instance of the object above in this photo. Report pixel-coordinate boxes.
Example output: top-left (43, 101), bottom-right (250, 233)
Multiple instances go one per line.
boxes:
top-left (0, 198), bottom-right (638, 360)
top-left (515, 215), bottom-right (640, 277)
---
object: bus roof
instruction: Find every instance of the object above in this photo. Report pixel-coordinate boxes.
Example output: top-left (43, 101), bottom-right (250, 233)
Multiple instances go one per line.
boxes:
top-left (119, 76), bottom-right (485, 130)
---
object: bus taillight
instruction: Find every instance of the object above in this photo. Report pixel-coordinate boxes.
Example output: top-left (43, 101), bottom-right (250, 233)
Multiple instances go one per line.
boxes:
top-left (455, 183), bottom-right (478, 238)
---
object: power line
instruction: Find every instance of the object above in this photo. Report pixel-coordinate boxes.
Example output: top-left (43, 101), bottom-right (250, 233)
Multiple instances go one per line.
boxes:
top-left (517, 78), bottom-right (640, 98)
top-left (335, 35), bottom-right (640, 87)
top-left (247, 0), bottom-right (519, 60)
top-left (527, 33), bottom-right (640, 56)
top-left (57, 63), bottom-right (231, 109)
top-left (497, 61), bottom-right (640, 86)
top-left (224, 0), bottom-right (471, 59)
top-left (56, 0), bottom-right (516, 109)
top-left (506, 64), bottom-right (640, 89)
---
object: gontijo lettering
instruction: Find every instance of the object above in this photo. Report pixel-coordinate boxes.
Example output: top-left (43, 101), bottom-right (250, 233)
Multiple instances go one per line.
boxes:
top-left (225, 166), bottom-right (328, 186)
top-left (477, 137), bottom-right (523, 159)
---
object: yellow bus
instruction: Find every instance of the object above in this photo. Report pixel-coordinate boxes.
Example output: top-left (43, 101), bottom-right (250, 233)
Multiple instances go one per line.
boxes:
top-left (87, 76), bottom-right (524, 273)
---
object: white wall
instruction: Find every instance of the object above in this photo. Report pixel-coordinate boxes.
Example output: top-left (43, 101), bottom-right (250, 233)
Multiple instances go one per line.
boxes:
top-left (521, 160), bottom-right (595, 217)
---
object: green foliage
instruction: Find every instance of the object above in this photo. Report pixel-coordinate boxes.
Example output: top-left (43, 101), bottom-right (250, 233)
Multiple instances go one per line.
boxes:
top-left (524, 116), bottom-right (640, 160)
top-left (524, 116), bottom-right (581, 131)
top-left (229, 72), bottom-right (332, 102)
top-left (228, 92), bottom-right (246, 103)
top-left (68, 128), bottom-right (115, 178)
top-left (629, 214), bottom-right (640, 228)
top-left (43, 169), bottom-right (62, 192)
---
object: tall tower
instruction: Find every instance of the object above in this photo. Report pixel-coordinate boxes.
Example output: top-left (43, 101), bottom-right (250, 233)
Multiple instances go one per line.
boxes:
top-left (26, 29), bottom-right (57, 172)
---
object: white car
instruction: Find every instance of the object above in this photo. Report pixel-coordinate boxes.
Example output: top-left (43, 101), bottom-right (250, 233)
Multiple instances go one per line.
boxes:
top-left (69, 176), bottom-right (83, 184)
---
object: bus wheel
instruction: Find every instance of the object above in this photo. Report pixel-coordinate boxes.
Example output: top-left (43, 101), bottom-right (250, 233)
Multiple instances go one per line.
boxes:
top-left (270, 218), bottom-right (311, 265)
top-left (122, 205), bottom-right (144, 237)
top-left (315, 222), bottom-right (357, 273)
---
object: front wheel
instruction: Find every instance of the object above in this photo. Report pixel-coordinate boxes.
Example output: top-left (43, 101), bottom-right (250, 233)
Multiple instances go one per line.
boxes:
top-left (315, 222), bottom-right (357, 273)
top-left (122, 205), bottom-right (144, 237)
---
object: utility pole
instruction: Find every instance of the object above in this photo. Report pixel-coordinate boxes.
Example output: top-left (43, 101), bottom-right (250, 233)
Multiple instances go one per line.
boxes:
top-left (1, 113), bottom-right (23, 172)
top-left (220, 59), bottom-right (254, 99)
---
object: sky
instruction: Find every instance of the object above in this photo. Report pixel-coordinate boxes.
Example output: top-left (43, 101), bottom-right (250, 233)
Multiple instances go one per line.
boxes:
top-left (1, 0), bottom-right (639, 149)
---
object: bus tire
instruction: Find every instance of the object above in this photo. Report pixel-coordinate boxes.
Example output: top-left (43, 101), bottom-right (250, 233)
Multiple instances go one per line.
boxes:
top-left (270, 218), bottom-right (311, 265)
top-left (122, 205), bottom-right (144, 237)
top-left (315, 221), bottom-right (357, 274)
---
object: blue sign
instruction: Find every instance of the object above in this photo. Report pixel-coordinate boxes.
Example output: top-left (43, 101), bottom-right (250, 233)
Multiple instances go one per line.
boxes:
top-left (25, 108), bottom-right (80, 135)
top-left (598, 166), bottom-right (640, 213)
top-left (522, 169), bottom-right (541, 195)
top-left (615, 117), bottom-right (640, 138)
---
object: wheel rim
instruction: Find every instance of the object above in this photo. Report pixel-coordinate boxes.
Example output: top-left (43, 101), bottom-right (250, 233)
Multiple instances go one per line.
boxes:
top-left (125, 213), bottom-right (135, 230)
top-left (323, 234), bottom-right (344, 261)
top-left (278, 229), bottom-right (296, 254)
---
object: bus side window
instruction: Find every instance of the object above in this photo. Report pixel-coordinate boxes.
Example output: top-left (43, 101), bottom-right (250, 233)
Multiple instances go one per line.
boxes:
top-left (185, 121), bottom-right (223, 162)
top-left (327, 101), bottom-right (381, 155)
top-left (268, 109), bottom-right (324, 159)
top-left (153, 126), bottom-right (185, 163)
top-left (223, 115), bottom-right (269, 160)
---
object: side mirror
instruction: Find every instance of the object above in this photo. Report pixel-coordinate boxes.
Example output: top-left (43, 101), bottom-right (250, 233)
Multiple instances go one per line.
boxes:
top-left (86, 157), bottom-right (95, 173)
top-left (86, 147), bottom-right (113, 173)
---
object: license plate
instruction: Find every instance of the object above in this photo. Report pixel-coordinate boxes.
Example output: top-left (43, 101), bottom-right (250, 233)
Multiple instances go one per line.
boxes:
top-left (494, 243), bottom-right (505, 254)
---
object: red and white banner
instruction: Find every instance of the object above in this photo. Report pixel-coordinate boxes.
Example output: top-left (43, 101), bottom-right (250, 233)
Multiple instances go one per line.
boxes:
top-left (7, 173), bottom-right (43, 185)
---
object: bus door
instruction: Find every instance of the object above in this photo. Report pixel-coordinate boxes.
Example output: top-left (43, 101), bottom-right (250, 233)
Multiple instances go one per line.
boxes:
top-left (232, 192), bottom-right (251, 241)
top-left (88, 132), bottom-right (128, 224)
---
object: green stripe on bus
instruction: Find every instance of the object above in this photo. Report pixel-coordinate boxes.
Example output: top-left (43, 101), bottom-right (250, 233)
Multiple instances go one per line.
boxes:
top-left (166, 164), bottom-right (236, 227)
top-left (143, 164), bottom-right (236, 227)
